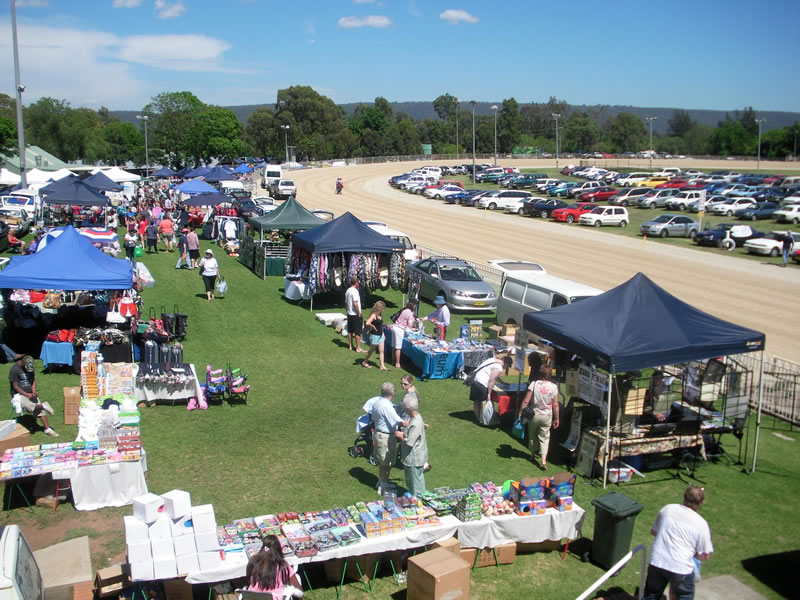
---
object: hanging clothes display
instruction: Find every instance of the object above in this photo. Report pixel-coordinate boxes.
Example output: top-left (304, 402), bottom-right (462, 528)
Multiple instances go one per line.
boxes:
top-left (287, 246), bottom-right (406, 295)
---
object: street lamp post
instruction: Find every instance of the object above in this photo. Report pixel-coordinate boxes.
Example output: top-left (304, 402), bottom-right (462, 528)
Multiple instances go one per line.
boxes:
top-left (491, 105), bottom-right (499, 166)
top-left (552, 113), bottom-right (561, 169)
top-left (281, 124), bottom-right (290, 163)
top-left (756, 118), bottom-right (766, 171)
top-left (136, 115), bottom-right (149, 177)
top-left (470, 101), bottom-right (476, 185)
top-left (645, 116), bottom-right (656, 170)
top-left (454, 97), bottom-right (460, 161)
top-left (11, 0), bottom-right (27, 189)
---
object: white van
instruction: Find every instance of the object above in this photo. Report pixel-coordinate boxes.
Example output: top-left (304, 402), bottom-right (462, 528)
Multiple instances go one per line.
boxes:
top-left (220, 180), bottom-right (245, 194)
top-left (779, 176), bottom-right (800, 189)
top-left (262, 164), bottom-right (282, 190)
top-left (420, 166), bottom-right (442, 180)
top-left (496, 271), bottom-right (603, 326)
top-left (365, 222), bottom-right (420, 262)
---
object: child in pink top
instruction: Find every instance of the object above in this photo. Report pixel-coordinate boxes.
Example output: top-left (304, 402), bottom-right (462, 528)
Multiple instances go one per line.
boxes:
top-left (246, 535), bottom-right (303, 599)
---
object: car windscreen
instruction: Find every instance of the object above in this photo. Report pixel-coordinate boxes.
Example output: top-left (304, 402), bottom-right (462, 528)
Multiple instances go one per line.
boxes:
top-left (4, 197), bottom-right (29, 206)
top-left (439, 265), bottom-right (482, 282)
top-left (651, 215), bottom-right (671, 223)
top-left (570, 295), bottom-right (594, 303)
top-left (390, 236), bottom-right (413, 249)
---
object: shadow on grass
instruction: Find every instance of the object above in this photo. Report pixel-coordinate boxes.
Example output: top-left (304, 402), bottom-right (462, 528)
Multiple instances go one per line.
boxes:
top-left (448, 410), bottom-right (476, 423)
top-left (741, 550), bottom-right (797, 598)
top-left (496, 443), bottom-right (529, 461)
top-left (349, 466), bottom-right (379, 490)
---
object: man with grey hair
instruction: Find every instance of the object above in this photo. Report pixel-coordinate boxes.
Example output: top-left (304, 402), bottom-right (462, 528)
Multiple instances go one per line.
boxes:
top-left (368, 382), bottom-right (406, 495)
top-left (396, 393), bottom-right (428, 495)
top-left (644, 486), bottom-right (713, 600)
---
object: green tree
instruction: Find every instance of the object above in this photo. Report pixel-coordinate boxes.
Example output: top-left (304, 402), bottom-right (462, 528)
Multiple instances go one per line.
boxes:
top-left (0, 94), bottom-right (15, 122)
top-left (738, 106), bottom-right (758, 137)
top-left (667, 109), bottom-right (692, 137)
top-left (143, 91), bottom-right (205, 168)
top-left (331, 127), bottom-right (359, 158)
top-left (24, 97), bottom-right (71, 158)
top-left (103, 121), bottom-right (144, 166)
top-left (0, 116), bottom-right (16, 156)
top-left (193, 106), bottom-right (245, 163)
top-left (497, 98), bottom-right (522, 153)
top-left (708, 120), bottom-right (754, 156)
top-left (608, 112), bottom-right (647, 152)
top-left (432, 93), bottom-right (458, 121)
top-left (520, 96), bottom-right (571, 138)
top-left (562, 113), bottom-right (601, 151)
top-left (684, 123), bottom-right (714, 155)
top-left (276, 86), bottom-right (345, 159)
top-left (384, 119), bottom-right (421, 155)
top-left (245, 107), bottom-right (278, 160)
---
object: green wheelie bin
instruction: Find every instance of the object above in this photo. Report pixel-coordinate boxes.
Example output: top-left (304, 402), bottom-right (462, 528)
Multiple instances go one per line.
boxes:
top-left (590, 492), bottom-right (644, 570)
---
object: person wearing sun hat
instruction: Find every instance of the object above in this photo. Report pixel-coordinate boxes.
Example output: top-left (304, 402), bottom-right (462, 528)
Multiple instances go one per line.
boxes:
top-left (425, 295), bottom-right (451, 339)
top-left (9, 354), bottom-right (58, 437)
top-left (198, 248), bottom-right (221, 301)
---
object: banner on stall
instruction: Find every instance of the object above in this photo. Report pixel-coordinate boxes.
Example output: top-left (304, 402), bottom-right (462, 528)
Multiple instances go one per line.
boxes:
top-left (577, 363), bottom-right (608, 417)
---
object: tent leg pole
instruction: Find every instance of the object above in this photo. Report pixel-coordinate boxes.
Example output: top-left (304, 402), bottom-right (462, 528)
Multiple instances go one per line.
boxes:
top-left (603, 372), bottom-right (613, 489)
top-left (752, 351), bottom-right (765, 473)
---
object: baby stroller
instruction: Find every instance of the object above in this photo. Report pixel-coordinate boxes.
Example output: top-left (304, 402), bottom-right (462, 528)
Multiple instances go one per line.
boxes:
top-left (348, 415), bottom-right (378, 466)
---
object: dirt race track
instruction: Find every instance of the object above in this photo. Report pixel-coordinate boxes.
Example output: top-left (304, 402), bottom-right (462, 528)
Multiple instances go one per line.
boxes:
top-left (291, 159), bottom-right (799, 363)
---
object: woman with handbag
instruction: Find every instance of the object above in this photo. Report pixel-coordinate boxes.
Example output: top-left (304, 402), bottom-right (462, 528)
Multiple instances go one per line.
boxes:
top-left (198, 249), bottom-right (220, 302)
top-left (517, 365), bottom-right (560, 470)
top-left (361, 301), bottom-right (388, 370)
top-left (469, 355), bottom-right (513, 425)
top-left (390, 300), bottom-right (417, 369)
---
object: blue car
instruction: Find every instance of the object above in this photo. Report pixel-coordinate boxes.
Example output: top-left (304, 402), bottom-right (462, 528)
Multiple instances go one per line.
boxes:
top-left (549, 182), bottom-right (577, 197)
top-left (735, 202), bottom-right (780, 221)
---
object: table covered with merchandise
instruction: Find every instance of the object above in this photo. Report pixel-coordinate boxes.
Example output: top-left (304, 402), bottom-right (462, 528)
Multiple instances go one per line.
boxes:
top-left (133, 364), bottom-right (203, 405)
top-left (586, 426), bottom-right (706, 467)
top-left (398, 331), bottom-right (495, 380)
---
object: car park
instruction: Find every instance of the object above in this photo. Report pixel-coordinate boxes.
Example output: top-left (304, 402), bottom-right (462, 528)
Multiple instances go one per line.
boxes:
top-left (578, 206), bottom-right (629, 227)
top-left (694, 223), bottom-right (764, 248)
top-left (577, 186), bottom-right (618, 202)
top-left (475, 190), bottom-right (532, 210)
top-left (636, 188), bottom-right (681, 209)
top-left (743, 231), bottom-right (800, 257)
top-left (551, 203), bottom-right (598, 223)
top-left (608, 187), bottom-right (651, 206)
top-left (736, 202), bottom-right (780, 221)
top-left (664, 190), bottom-right (705, 211)
top-left (640, 214), bottom-right (701, 239)
top-left (637, 176), bottom-right (671, 188)
top-left (616, 172), bottom-right (652, 187)
top-left (709, 197), bottom-right (757, 216)
top-left (406, 258), bottom-right (497, 311)
top-left (522, 198), bottom-right (569, 218)
top-left (774, 204), bottom-right (800, 224)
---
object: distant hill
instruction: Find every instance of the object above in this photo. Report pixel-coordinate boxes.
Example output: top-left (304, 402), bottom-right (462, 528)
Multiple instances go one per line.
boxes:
top-left (110, 102), bottom-right (799, 134)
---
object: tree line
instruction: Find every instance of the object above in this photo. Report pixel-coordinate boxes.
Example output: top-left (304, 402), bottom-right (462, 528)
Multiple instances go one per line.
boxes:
top-left (1, 88), bottom-right (798, 169)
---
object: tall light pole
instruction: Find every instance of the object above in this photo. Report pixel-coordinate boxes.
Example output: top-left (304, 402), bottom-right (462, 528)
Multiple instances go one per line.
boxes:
top-left (454, 97), bottom-right (460, 161)
top-left (756, 118), bottom-right (765, 171)
top-left (11, 0), bottom-right (27, 189)
top-left (470, 101), bottom-right (476, 185)
top-left (281, 124), bottom-right (290, 163)
top-left (645, 116), bottom-right (656, 170)
top-left (491, 105), bottom-right (499, 166)
top-left (136, 115), bottom-right (149, 177)
top-left (552, 113), bottom-right (561, 170)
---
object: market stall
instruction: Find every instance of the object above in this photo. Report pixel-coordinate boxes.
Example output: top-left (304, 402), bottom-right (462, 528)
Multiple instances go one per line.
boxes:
top-left (392, 330), bottom-right (495, 380)
top-left (522, 273), bottom-right (766, 486)
top-left (133, 363), bottom-right (203, 406)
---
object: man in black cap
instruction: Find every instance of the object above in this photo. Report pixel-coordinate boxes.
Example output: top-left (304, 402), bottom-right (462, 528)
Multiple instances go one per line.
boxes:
top-left (9, 354), bottom-right (58, 437)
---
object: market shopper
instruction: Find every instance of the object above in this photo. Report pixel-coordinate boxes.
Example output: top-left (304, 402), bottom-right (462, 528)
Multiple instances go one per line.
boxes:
top-left (424, 296), bottom-right (450, 339)
top-left (391, 300), bottom-right (417, 369)
top-left (644, 486), bottom-right (713, 600)
top-left (469, 355), bottom-right (513, 423)
top-left (245, 535), bottom-right (303, 597)
top-left (518, 365), bottom-right (560, 470)
top-left (370, 382), bottom-right (406, 495)
top-left (400, 374), bottom-right (431, 473)
top-left (9, 354), bottom-right (58, 437)
top-left (345, 276), bottom-right (364, 353)
top-left (781, 232), bottom-right (794, 267)
top-left (198, 249), bottom-right (220, 301)
top-left (124, 229), bottom-right (138, 263)
top-left (159, 214), bottom-right (175, 252)
top-left (396, 393), bottom-right (428, 496)
top-left (361, 301), bottom-right (388, 370)
top-left (186, 228), bottom-right (200, 269)
top-left (144, 220), bottom-right (159, 254)
top-left (175, 228), bottom-right (189, 269)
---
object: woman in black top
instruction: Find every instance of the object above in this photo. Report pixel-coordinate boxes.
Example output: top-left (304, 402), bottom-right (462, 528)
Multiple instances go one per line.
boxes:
top-left (361, 301), bottom-right (388, 370)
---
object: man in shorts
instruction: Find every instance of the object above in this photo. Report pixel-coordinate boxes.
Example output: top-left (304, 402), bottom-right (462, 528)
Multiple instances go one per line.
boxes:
top-left (368, 382), bottom-right (406, 495)
top-left (345, 276), bottom-right (364, 353)
top-left (9, 354), bottom-right (58, 437)
top-left (186, 228), bottom-right (200, 269)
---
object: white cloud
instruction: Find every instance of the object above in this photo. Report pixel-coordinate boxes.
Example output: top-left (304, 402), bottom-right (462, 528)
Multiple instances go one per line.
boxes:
top-left (16, 0), bottom-right (48, 6)
top-left (337, 15), bottom-right (391, 28)
top-left (440, 9), bottom-right (479, 24)
top-left (154, 0), bottom-right (186, 19)
top-left (112, 0), bottom-right (143, 7)
top-left (119, 35), bottom-right (232, 70)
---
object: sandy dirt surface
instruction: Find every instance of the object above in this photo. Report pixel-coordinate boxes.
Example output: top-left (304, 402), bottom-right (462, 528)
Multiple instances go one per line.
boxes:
top-left (291, 159), bottom-right (799, 363)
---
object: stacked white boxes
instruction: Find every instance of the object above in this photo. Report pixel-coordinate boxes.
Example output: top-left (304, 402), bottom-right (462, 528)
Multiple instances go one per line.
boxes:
top-left (125, 490), bottom-right (221, 580)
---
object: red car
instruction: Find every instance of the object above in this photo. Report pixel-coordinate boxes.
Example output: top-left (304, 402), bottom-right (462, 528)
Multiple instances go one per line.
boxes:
top-left (578, 186), bottom-right (618, 202)
top-left (655, 179), bottom-right (704, 190)
top-left (551, 203), bottom-right (598, 223)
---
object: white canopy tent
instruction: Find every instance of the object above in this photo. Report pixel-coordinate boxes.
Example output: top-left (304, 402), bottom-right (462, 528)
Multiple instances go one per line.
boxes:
top-left (91, 166), bottom-right (141, 183)
top-left (48, 168), bottom-right (75, 181)
top-left (25, 168), bottom-right (58, 184)
top-left (0, 169), bottom-right (21, 186)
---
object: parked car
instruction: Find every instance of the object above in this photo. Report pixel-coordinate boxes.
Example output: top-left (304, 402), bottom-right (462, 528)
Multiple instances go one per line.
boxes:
top-left (735, 202), bottom-right (780, 221)
top-left (521, 198), bottom-right (570, 218)
top-left (458, 190), bottom-right (492, 207)
top-left (232, 198), bottom-right (262, 218)
top-left (640, 215), bottom-right (701, 239)
top-left (475, 190), bottom-right (532, 210)
top-left (664, 190), bottom-right (705, 211)
top-left (567, 181), bottom-right (602, 198)
top-left (710, 197), bottom-right (757, 216)
top-left (743, 231), bottom-right (800, 257)
top-left (406, 258), bottom-right (497, 311)
top-left (608, 187), bottom-right (651, 206)
top-left (578, 206), bottom-right (630, 227)
top-left (550, 182), bottom-right (578, 197)
top-left (693, 223), bottom-right (764, 248)
top-left (577, 186), bottom-right (618, 202)
top-left (551, 203), bottom-right (598, 223)
top-left (0, 208), bottom-right (31, 237)
top-left (425, 185), bottom-right (464, 200)
top-left (636, 188), bottom-right (681, 209)
top-left (616, 172), bottom-right (652, 187)
top-left (774, 204), bottom-right (800, 224)
top-left (273, 179), bottom-right (297, 200)
top-left (637, 177), bottom-right (671, 188)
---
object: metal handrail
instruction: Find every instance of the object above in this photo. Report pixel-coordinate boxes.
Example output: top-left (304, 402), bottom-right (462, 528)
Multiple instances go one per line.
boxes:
top-left (575, 544), bottom-right (648, 600)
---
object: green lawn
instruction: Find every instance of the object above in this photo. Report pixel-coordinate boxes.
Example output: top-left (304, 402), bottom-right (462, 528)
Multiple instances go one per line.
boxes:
top-left (3, 239), bottom-right (798, 599)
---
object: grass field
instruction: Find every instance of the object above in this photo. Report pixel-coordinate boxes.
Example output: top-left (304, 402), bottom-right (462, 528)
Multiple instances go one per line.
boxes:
top-left (4, 236), bottom-right (798, 599)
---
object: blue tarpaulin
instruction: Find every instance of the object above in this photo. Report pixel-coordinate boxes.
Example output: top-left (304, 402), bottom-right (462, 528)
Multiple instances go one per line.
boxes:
top-left (522, 272), bottom-right (765, 373)
top-left (0, 226), bottom-right (133, 290)
top-left (292, 211), bottom-right (403, 254)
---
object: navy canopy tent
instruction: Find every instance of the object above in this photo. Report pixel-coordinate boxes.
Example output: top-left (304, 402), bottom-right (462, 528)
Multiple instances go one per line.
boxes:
top-left (292, 211), bottom-right (404, 254)
top-left (185, 166), bottom-right (212, 179)
top-left (82, 171), bottom-right (123, 192)
top-left (175, 165), bottom-right (194, 178)
top-left (176, 178), bottom-right (218, 195)
top-left (39, 174), bottom-right (79, 195)
top-left (152, 167), bottom-right (178, 178)
top-left (0, 226), bottom-right (133, 290)
top-left (182, 192), bottom-right (232, 207)
top-left (203, 166), bottom-right (236, 183)
top-left (41, 180), bottom-right (110, 206)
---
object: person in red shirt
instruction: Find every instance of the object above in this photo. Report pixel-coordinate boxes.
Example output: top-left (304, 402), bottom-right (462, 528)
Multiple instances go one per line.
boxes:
top-left (158, 214), bottom-right (175, 252)
top-left (7, 231), bottom-right (25, 253)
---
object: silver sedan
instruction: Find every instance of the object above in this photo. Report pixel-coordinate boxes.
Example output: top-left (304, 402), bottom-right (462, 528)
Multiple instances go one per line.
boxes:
top-left (640, 214), bottom-right (701, 239)
top-left (406, 258), bottom-right (497, 311)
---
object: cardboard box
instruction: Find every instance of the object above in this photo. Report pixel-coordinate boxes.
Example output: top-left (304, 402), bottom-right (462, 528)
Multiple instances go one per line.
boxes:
top-left (173, 535), bottom-right (197, 557)
top-left (147, 516), bottom-right (171, 540)
top-left (176, 553), bottom-right (200, 576)
top-left (153, 557), bottom-right (177, 579)
top-left (123, 515), bottom-right (149, 544)
top-left (191, 504), bottom-right (217, 533)
top-left (197, 550), bottom-right (222, 571)
top-left (488, 324), bottom-right (503, 339)
top-left (516, 539), bottom-right (560, 554)
top-left (163, 578), bottom-right (193, 600)
top-left (432, 537), bottom-right (461, 555)
top-left (161, 490), bottom-right (191, 519)
top-left (459, 543), bottom-right (516, 569)
top-left (170, 514), bottom-right (194, 537)
top-left (0, 424), bottom-right (30, 455)
top-left (408, 548), bottom-right (470, 600)
top-left (94, 565), bottom-right (131, 598)
top-left (127, 541), bottom-right (151, 564)
top-left (132, 493), bottom-right (164, 524)
top-left (129, 560), bottom-right (154, 582)
top-left (501, 324), bottom-right (519, 337)
top-left (194, 531), bottom-right (220, 553)
top-left (63, 387), bottom-right (81, 425)
top-left (150, 538), bottom-right (175, 561)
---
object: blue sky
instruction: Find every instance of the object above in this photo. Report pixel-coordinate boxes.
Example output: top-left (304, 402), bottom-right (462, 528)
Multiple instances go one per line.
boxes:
top-left (0, 0), bottom-right (798, 113)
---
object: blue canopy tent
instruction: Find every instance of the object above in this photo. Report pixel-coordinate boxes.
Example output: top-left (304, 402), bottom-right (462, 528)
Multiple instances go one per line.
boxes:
top-left (39, 174), bottom-right (79, 195)
top-left (292, 211), bottom-right (403, 254)
top-left (82, 171), bottom-right (123, 192)
top-left (175, 165), bottom-right (194, 178)
top-left (185, 166), bottom-right (212, 179)
top-left (176, 178), bottom-right (218, 195)
top-left (152, 167), bottom-right (178, 178)
top-left (0, 226), bottom-right (133, 290)
top-left (182, 192), bottom-right (232, 207)
top-left (233, 163), bottom-right (253, 174)
top-left (41, 180), bottom-right (110, 206)
top-left (203, 166), bottom-right (236, 183)
top-left (522, 272), bottom-right (766, 483)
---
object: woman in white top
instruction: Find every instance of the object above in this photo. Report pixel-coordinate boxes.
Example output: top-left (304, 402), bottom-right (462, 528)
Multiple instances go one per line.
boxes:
top-left (198, 248), bottom-right (221, 301)
top-left (518, 365), bottom-right (560, 470)
top-left (469, 355), bottom-right (513, 423)
top-left (391, 301), bottom-right (417, 369)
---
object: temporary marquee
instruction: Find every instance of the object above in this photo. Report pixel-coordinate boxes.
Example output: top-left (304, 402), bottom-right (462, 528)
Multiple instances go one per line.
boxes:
top-left (182, 192), bottom-right (231, 207)
top-left (82, 171), bottom-right (123, 192)
top-left (176, 178), bottom-right (218, 195)
top-left (152, 167), bottom-right (178, 178)
top-left (41, 180), bottom-right (110, 206)
top-left (291, 211), bottom-right (403, 254)
top-left (203, 166), bottom-right (236, 183)
top-left (248, 196), bottom-right (326, 233)
top-left (90, 166), bottom-right (141, 183)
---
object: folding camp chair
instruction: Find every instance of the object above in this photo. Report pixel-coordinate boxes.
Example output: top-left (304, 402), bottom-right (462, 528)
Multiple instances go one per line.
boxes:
top-left (226, 363), bottom-right (250, 405)
top-left (205, 365), bottom-right (228, 404)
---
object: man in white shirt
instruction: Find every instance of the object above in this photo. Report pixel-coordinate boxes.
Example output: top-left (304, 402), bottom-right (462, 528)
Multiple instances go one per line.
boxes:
top-left (368, 382), bottom-right (406, 495)
top-left (425, 296), bottom-right (451, 339)
top-left (644, 486), bottom-right (713, 600)
top-left (344, 276), bottom-right (364, 352)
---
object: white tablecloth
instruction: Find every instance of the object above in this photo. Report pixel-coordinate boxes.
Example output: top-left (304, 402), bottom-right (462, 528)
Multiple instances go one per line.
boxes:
top-left (134, 364), bottom-right (203, 404)
top-left (185, 504), bottom-right (584, 585)
top-left (69, 456), bottom-right (148, 511)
